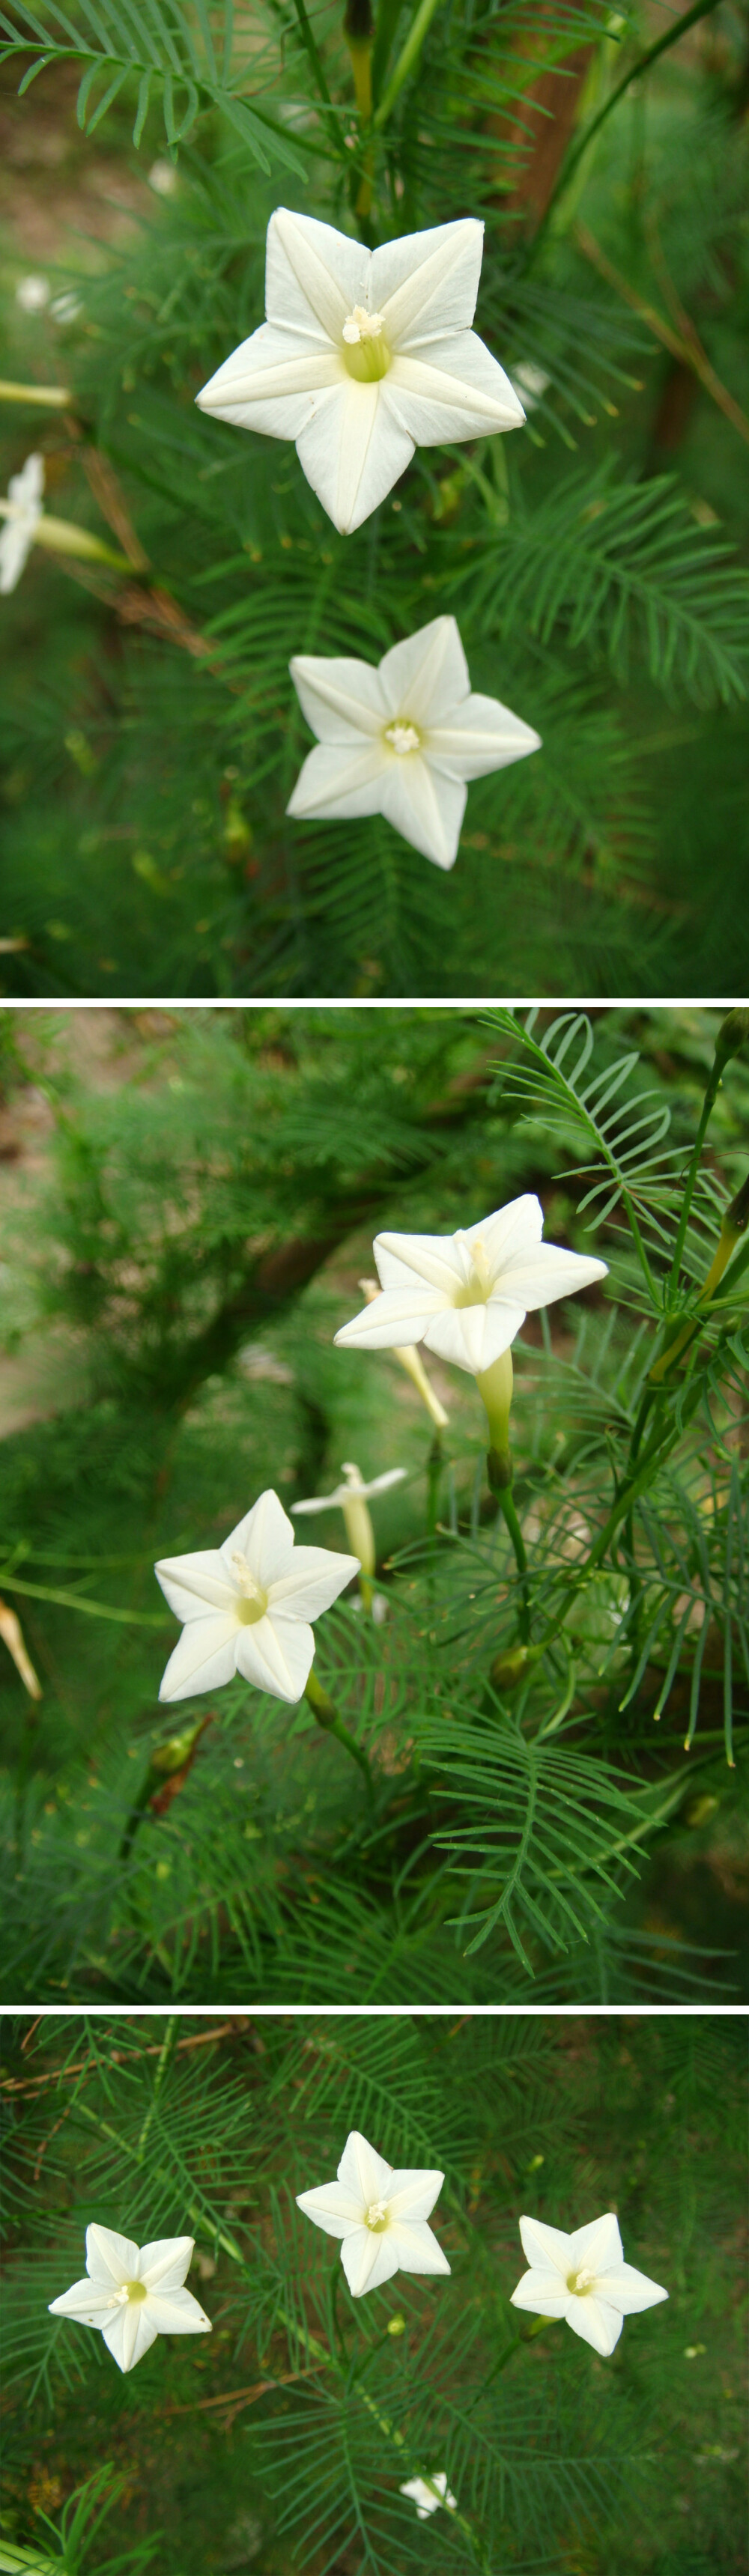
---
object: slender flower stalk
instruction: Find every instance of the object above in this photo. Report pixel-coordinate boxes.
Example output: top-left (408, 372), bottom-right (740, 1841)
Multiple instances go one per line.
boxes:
top-left (357, 1279), bottom-right (449, 1428)
top-left (292, 1459), bottom-right (406, 1611)
top-left (650, 1164), bottom-right (749, 1383)
top-left (0, 379), bottom-right (70, 405)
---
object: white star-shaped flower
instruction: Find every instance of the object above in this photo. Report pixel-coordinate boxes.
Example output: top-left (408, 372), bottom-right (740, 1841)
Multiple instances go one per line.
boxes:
top-left (296, 2128), bottom-right (451, 2298)
top-left (510, 2212), bottom-right (668, 2357)
top-left (287, 615), bottom-right (540, 870)
top-left (48, 2224), bottom-right (212, 2374)
top-left (335, 1194), bottom-right (607, 1376)
top-left (401, 2472), bottom-right (458, 2521)
top-left (155, 1487), bottom-right (359, 1705)
top-left (292, 1459), bottom-right (406, 1580)
top-left (0, 452), bottom-right (44, 595)
top-left (195, 209), bottom-right (524, 533)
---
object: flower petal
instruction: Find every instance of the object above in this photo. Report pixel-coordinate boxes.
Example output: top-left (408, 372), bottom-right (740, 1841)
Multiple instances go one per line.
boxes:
top-left (377, 617), bottom-right (470, 726)
top-left (268, 1546), bottom-right (360, 1618)
top-left (518, 2215), bottom-right (573, 2275)
top-left (386, 2218), bottom-right (451, 2276)
top-left (287, 739), bottom-right (388, 823)
top-left (289, 652), bottom-right (387, 744)
top-left (422, 1303), bottom-right (494, 1373)
top-left (49, 2276), bottom-right (118, 2323)
top-left (195, 322), bottom-right (342, 437)
top-left (338, 2130), bottom-right (393, 2205)
top-left (427, 691), bottom-right (541, 781)
top-left (138, 2237), bottom-right (195, 2291)
top-left (341, 2226), bottom-right (401, 2296)
top-left (384, 332), bottom-right (524, 443)
top-left (234, 1612), bottom-right (314, 1703)
top-left (467, 1197), bottom-right (544, 1270)
top-left (101, 2300), bottom-right (160, 2373)
top-left (386, 2169), bottom-right (445, 2224)
top-left (500, 1242), bottom-right (608, 1311)
top-left (143, 2286), bottom-right (212, 2335)
top-left (374, 1231), bottom-right (466, 1296)
top-left (594, 2262), bottom-right (668, 2315)
top-left (86, 2223), bottom-right (141, 2286)
top-left (267, 207), bottom-right (368, 343)
top-left (379, 753), bottom-right (466, 869)
top-left (155, 1551), bottom-right (237, 1621)
top-left (371, 219), bottom-right (484, 347)
top-left (296, 2180), bottom-right (366, 2237)
top-left (158, 1614), bottom-right (240, 1703)
top-left (334, 1287), bottom-right (448, 1350)
top-left (509, 2268), bottom-right (568, 2318)
top-left (223, 1490), bottom-right (296, 1591)
top-left (567, 2211), bottom-right (622, 2273)
top-left (0, 517), bottom-right (35, 595)
top-left (295, 380), bottom-right (414, 534)
top-left (565, 2293), bottom-right (623, 2357)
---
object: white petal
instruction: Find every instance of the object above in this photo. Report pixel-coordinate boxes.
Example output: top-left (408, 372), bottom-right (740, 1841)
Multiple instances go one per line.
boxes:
top-left (86, 2223), bottom-right (141, 2285)
top-left (427, 691), bottom-right (542, 781)
top-left (290, 652), bottom-right (386, 744)
top-left (195, 321), bottom-right (342, 437)
top-left (267, 207), bottom-right (368, 342)
top-left (155, 1551), bottom-right (237, 1621)
top-left (371, 219), bottom-right (484, 347)
top-left (295, 380), bottom-right (413, 533)
top-left (377, 616), bottom-right (470, 726)
top-left (341, 2227), bottom-right (401, 2296)
top-left (379, 753), bottom-right (466, 869)
top-left (268, 1546), bottom-right (360, 1619)
top-left (518, 2216), bottom-right (573, 2276)
top-left (287, 739), bottom-right (388, 823)
top-left (500, 1242), bottom-right (608, 1311)
top-left (49, 2277), bottom-right (117, 2322)
top-left (101, 2301), bottom-right (160, 2373)
top-left (386, 2218), bottom-right (451, 2277)
top-left (386, 2169), bottom-right (445, 2224)
top-left (466, 1197), bottom-right (544, 1270)
top-left (234, 1612), bottom-right (314, 1703)
top-left (158, 1613), bottom-right (240, 1702)
top-left (360, 1468), bottom-right (408, 1498)
top-left (509, 2269), bottom-right (568, 2318)
top-left (143, 2286), bottom-right (212, 2335)
top-left (334, 1287), bottom-right (448, 1351)
top-left (223, 1490), bottom-right (296, 1590)
top-left (0, 517), bottom-right (34, 594)
top-left (338, 2130), bottom-right (393, 2205)
top-left (139, 2237), bottom-right (194, 2291)
top-left (10, 452), bottom-right (44, 508)
top-left (422, 1304), bottom-right (494, 1373)
top-left (384, 332), bottom-right (524, 445)
top-left (565, 2294), bottom-right (623, 2357)
top-left (594, 2262), bottom-right (668, 2316)
top-left (296, 2180), bottom-right (367, 2238)
top-left (374, 1230), bottom-right (466, 1296)
top-left (568, 2212), bottom-right (623, 2273)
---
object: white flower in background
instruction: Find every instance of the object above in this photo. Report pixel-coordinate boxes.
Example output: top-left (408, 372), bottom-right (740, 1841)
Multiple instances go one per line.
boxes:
top-left (510, 2212), bottom-right (668, 2357)
top-left (292, 1459), bottom-right (406, 1576)
top-left (336, 1196), bottom-right (607, 1376)
top-left (196, 209), bottom-right (524, 534)
top-left (288, 616), bottom-right (540, 871)
top-left (0, 452), bottom-right (44, 595)
top-left (50, 290), bottom-right (84, 325)
top-left (155, 1487), bottom-right (359, 1705)
top-left (148, 158), bottom-right (179, 195)
top-left (509, 360), bottom-right (550, 413)
top-left (16, 274), bottom-right (50, 313)
top-left (48, 2225), bottom-right (212, 2374)
top-left (401, 2472), bottom-right (458, 2521)
top-left (296, 2128), bottom-right (451, 2297)
top-left (358, 1280), bottom-right (449, 1430)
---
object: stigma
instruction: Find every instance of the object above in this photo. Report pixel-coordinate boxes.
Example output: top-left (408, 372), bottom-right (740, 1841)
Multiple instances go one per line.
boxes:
top-left (343, 306), bottom-right (385, 344)
top-left (384, 722), bottom-right (420, 757)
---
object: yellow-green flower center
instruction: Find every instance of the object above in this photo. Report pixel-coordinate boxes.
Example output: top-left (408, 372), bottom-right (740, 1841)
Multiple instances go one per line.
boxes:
top-left (230, 1553), bottom-right (269, 1625)
top-left (565, 2266), bottom-right (594, 2297)
top-left (366, 2197), bottom-right (389, 2233)
top-left (110, 2276), bottom-right (148, 2306)
top-left (383, 720), bottom-right (420, 757)
top-left (342, 307), bottom-right (390, 383)
top-left (452, 1235), bottom-right (493, 1308)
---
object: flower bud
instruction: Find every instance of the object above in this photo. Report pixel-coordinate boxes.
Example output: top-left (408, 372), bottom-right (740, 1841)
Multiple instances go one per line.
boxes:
top-left (715, 1009), bottom-right (749, 1071)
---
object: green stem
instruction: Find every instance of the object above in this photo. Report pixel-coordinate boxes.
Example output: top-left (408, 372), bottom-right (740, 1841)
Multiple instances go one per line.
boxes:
top-left (667, 1042), bottom-right (724, 1301)
top-left (304, 1668), bottom-right (374, 1793)
top-left (0, 380), bottom-right (71, 407)
top-left (543, 0), bottom-right (724, 234)
top-left (497, 1487), bottom-right (531, 1645)
top-left (136, 2014), bottom-right (179, 2163)
top-left (372, 0), bottom-right (442, 128)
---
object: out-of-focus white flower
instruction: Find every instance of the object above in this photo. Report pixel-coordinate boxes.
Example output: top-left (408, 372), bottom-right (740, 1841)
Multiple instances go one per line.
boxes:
top-left (288, 615), bottom-right (540, 870)
top-left (148, 159), bottom-right (179, 195)
top-left (296, 2128), bottom-right (451, 2297)
top-left (50, 291), bottom-right (84, 325)
top-left (155, 1486), bottom-right (359, 1705)
top-left (48, 2224), bottom-right (212, 2374)
top-left (510, 2211), bottom-right (668, 2356)
top-left (196, 209), bottom-right (525, 533)
top-left (336, 1196), bottom-right (607, 1376)
top-left (401, 2472), bottom-right (458, 2521)
top-left (0, 1596), bottom-right (42, 1699)
top-left (16, 275), bottom-right (50, 313)
top-left (292, 1459), bottom-right (406, 1576)
top-left (509, 361), bottom-right (550, 413)
top-left (358, 1280), bottom-right (449, 1430)
top-left (0, 452), bottom-right (44, 595)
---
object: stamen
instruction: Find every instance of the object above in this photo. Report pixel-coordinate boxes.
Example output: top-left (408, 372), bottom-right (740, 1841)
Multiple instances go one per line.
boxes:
top-left (366, 2197), bottom-right (389, 2232)
top-left (229, 1553), bottom-right (269, 1624)
top-left (384, 721), bottom-right (420, 757)
top-left (342, 306), bottom-right (385, 344)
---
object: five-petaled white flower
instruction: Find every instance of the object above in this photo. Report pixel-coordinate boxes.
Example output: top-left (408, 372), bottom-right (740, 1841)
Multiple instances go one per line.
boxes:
top-left (334, 1195), bottom-right (607, 1376)
top-left (296, 2128), bottom-right (451, 2298)
top-left (288, 615), bottom-right (540, 870)
top-left (401, 2472), bottom-right (458, 2521)
top-left (196, 209), bottom-right (524, 534)
top-left (48, 2224), bottom-right (212, 2374)
top-left (510, 2211), bottom-right (668, 2357)
top-left (0, 452), bottom-right (44, 595)
top-left (155, 1488), bottom-right (359, 1705)
top-left (292, 1459), bottom-right (406, 1577)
